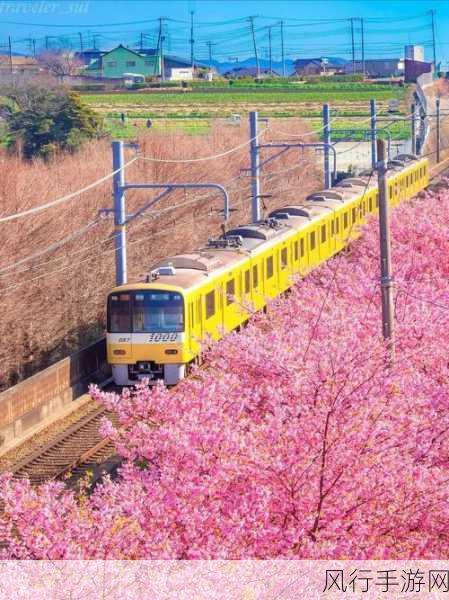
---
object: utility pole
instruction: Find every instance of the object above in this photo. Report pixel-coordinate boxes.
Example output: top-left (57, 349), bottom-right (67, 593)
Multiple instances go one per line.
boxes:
top-left (436, 97), bottom-right (441, 163)
top-left (376, 138), bottom-right (395, 360)
top-left (112, 141), bottom-right (127, 286)
top-left (249, 16), bottom-right (260, 78)
top-left (190, 10), bottom-right (195, 71)
top-left (158, 17), bottom-right (165, 81)
top-left (206, 41), bottom-right (213, 72)
top-left (280, 20), bottom-right (285, 77)
top-left (430, 9), bottom-right (437, 68)
top-left (370, 99), bottom-right (377, 169)
top-left (268, 26), bottom-right (272, 75)
top-left (78, 32), bottom-right (83, 53)
top-left (411, 102), bottom-right (417, 155)
top-left (350, 18), bottom-right (356, 74)
top-left (32, 38), bottom-right (36, 57)
top-left (140, 32), bottom-right (144, 51)
top-left (323, 103), bottom-right (331, 188)
top-left (249, 111), bottom-right (261, 222)
top-left (45, 36), bottom-right (49, 50)
top-left (8, 36), bottom-right (13, 77)
top-left (360, 18), bottom-right (365, 78)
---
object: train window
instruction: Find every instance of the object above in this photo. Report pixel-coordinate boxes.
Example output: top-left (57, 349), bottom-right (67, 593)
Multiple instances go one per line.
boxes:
top-left (321, 224), bottom-right (326, 243)
top-left (205, 291), bottom-right (215, 319)
top-left (281, 247), bottom-right (288, 269)
top-left (331, 220), bottom-right (335, 236)
top-left (335, 218), bottom-right (339, 234)
top-left (190, 303), bottom-right (194, 327)
top-left (132, 291), bottom-right (184, 333)
top-left (293, 240), bottom-right (299, 261)
top-left (375, 193), bottom-right (379, 208)
top-left (226, 279), bottom-right (235, 305)
top-left (300, 238), bottom-right (305, 257)
top-left (389, 185), bottom-right (393, 198)
top-left (343, 212), bottom-right (348, 229)
top-left (310, 231), bottom-right (316, 250)
top-left (368, 197), bottom-right (373, 211)
top-left (253, 265), bottom-right (258, 288)
top-left (108, 293), bottom-right (131, 332)
top-left (352, 207), bottom-right (357, 223)
top-left (266, 256), bottom-right (274, 279)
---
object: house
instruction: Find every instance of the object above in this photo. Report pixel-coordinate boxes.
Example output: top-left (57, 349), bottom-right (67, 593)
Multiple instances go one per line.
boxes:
top-left (344, 59), bottom-right (404, 78)
top-left (84, 44), bottom-right (160, 79)
top-left (294, 58), bottom-right (344, 76)
top-left (75, 48), bottom-right (102, 66)
top-left (0, 54), bottom-right (40, 76)
top-left (223, 66), bottom-right (279, 79)
top-left (139, 49), bottom-right (209, 79)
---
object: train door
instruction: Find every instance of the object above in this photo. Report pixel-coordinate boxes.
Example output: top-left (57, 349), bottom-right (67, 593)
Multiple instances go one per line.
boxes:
top-left (298, 235), bottom-right (308, 275)
top-left (308, 227), bottom-right (320, 268)
top-left (279, 244), bottom-right (289, 291)
top-left (251, 259), bottom-right (264, 310)
top-left (291, 239), bottom-right (300, 278)
top-left (318, 220), bottom-right (330, 263)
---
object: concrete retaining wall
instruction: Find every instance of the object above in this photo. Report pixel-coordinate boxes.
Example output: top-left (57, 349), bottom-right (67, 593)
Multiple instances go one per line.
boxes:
top-left (0, 339), bottom-right (111, 449)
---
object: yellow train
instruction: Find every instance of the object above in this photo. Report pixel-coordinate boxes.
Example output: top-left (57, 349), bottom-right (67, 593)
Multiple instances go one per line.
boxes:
top-left (107, 154), bottom-right (429, 385)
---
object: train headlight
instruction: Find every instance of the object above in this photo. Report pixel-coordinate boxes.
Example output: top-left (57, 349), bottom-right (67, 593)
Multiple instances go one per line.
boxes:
top-left (113, 349), bottom-right (126, 355)
top-left (165, 349), bottom-right (178, 355)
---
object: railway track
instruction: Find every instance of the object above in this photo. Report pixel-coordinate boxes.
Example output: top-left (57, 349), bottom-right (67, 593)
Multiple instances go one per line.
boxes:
top-left (9, 404), bottom-right (120, 488)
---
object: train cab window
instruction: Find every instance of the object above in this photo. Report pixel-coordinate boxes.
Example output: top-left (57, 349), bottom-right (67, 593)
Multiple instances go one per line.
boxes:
top-left (281, 247), bottom-right (288, 269)
top-left (252, 265), bottom-right (259, 288)
top-left (244, 270), bottom-right (250, 293)
top-left (293, 240), bottom-right (299, 261)
top-left (310, 231), bottom-right (316, 250)
top-left (343, 212), bottom-right (349, 229)
top-left (266, 256), bottom-right (274, 278)
top-left (226, 279), bottom-right (235, 305)
top-left (300, 238), bottom-right (305, 257)
top-left (132, 291), bottom-right (184, 333)
top-left (108, 293), bottom-right (131, 332)
top-left (321, 224), bottom-right (326, 243)
top-left (205, 291), bottom-right (215, 319)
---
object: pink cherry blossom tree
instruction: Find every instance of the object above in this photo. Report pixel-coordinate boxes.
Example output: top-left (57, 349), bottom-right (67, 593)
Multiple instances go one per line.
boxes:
top-left (2, 184), bottom-right (449, 559)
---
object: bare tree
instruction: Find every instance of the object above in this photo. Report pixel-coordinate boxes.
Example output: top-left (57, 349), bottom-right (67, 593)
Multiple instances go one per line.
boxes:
top-left (37, 51), bottom-right (83, 82)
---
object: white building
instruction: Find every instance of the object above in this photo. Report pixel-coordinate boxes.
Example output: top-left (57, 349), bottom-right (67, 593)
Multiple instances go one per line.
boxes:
top-left (405, 45), bottom-right (425, 62)
top-left (170, 67), bottom-right (194, 81)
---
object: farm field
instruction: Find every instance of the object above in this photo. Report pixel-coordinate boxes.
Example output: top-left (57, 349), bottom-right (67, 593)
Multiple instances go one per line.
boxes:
top-left (83, 82), bottom-right (411, 140)
top-left (84, 82), bottom-right (409, 120)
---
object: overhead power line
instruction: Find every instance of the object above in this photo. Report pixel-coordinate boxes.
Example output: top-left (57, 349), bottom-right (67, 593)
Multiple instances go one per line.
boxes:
top-left (0, 156), bottom-right (139, 225)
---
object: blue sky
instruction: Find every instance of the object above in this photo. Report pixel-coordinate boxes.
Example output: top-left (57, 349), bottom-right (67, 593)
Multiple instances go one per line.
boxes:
top-left (0, 0), bottom-right (447, 63)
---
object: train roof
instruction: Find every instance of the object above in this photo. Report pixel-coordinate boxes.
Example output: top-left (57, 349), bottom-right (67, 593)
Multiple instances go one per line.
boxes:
top-left (111, 156), bottom-right (428, 296)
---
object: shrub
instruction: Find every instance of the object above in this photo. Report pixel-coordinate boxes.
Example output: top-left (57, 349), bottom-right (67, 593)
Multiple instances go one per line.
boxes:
top-left (1, 85), bottom-right (105, 159)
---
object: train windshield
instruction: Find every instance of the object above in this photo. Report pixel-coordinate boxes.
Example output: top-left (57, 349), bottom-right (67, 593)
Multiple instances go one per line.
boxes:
top-left (108, 291), bottom-right (184, 333)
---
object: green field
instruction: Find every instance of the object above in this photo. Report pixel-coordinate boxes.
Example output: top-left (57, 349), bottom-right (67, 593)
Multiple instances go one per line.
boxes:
top-left (313, 117), bottom-right (411, 141)
top-left (85, 87), bottom-right (406, 108)
top-left (106, 117), bottom-right (211, 138)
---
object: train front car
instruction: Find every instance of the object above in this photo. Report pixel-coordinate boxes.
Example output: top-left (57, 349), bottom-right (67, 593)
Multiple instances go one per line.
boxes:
top-left (107, 283), bottom-right (188, 386)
